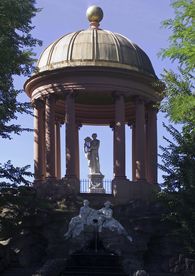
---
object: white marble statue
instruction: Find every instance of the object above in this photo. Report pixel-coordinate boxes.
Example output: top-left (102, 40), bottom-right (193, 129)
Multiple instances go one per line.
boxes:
top-left (64, 200), bottom-right (132, 242)
top-left (98, 201), bottom-right (133, 242)
top-left (134, 270), bottom-right (149, 276)
top-left (64, 199), bottom-right (97, 239)
top-left (84, 133), bottom-right (101, 175)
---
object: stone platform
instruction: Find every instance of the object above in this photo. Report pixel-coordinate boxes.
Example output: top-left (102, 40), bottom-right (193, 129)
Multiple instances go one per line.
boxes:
top-left (33, 178), bottom-right (159, 207)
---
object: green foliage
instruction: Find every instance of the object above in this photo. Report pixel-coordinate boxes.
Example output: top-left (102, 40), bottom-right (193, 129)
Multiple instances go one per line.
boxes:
top-left (158, 124), bottom-right (195, 252)
top-left (160, 0), bottom-right (195, 72)
top-left (0, 187), bottom-right (52, 239)
top-left (0, 161), bottom-right (33, 187)
top-left (160, 0), bottom-right (195, 124)
top-left (158, 0), bottom-right (195, 254)
top-left (0, 0), bottom-right (42, 139)
top-left (0, 0), bottom-right (41, 185)
top-left (161, 69), bottom-right (195, 124)
top-left (159, 124), bottom-right (195, 192)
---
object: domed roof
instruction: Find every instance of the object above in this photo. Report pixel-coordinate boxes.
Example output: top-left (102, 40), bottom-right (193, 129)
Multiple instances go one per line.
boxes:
top-left (37, 7), bottom-right (156, 77)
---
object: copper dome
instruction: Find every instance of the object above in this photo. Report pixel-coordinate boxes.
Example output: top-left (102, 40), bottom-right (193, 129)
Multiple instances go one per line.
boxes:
top-left (37, 28), bottom-right (156, 77)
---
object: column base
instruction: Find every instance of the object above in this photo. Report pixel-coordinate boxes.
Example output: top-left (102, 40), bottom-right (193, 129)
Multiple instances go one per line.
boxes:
top-left (113, 176), bottom-right (127, 181)
top-left (64, 175), bottom-right (77, 179)
top-left (63, 176), bottom-right (80, 193)
top-left (33, 178), bottom-right (80, 201)
top-left (45, 176), bottom-right (57, 181)
top-left (33, 179), bottom-right (44, 187)
top-left (112, 179), bottom-right (160, 204)
top-left (135, 178), bottom-right (147, 183)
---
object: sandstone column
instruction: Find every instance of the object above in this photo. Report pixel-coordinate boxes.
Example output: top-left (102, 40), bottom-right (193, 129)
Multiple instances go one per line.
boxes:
top-left (34, 99), bottom-right (45, 181)
top-left (131, 123), bottom-right (136, 181)
top-left (114, 94), bottom-right (126, 178)
top-left (109, 123), bottom-right (115, 177)
top-left (55, 121), bottom-right (61, 179)
top-left (75, 124), bottom-right (81, 179)
top-left (135, 98), bottom-right (146, 180)
top-left (147, 105), bottom-right (158, 184)
top-left (45, 94), bottom-right (56, 179)
top-left (65, 93), bottom-right (76, 178)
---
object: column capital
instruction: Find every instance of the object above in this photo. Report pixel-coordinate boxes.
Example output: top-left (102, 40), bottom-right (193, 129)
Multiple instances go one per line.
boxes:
top-left (45, 93), bottom-right (57, 102)
top-left (55, 119), bottom-right (62, 126)
top-left (76, 122), bottom-right (82, 129)
top-left (135, 96), bottom-right (146, 105)
top-left (109, 122), bottom-right (115, 130)
top-left (32, 98), bottom-right (44, 109)
top-left (146, 102), bottom-right (159, 112)
top-left (112, 91), bottom-right (125, 101)
top-left (65, 90), bottom-right (78, 99)
top-left (127, 121), bottom-right (135, 128)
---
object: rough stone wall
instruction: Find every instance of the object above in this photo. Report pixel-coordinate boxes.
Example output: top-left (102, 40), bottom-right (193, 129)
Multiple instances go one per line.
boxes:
top-left (0, 186), bottom-right (195, 275)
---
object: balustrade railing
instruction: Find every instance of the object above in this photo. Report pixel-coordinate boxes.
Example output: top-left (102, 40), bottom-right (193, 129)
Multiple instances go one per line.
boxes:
top-left (80, 179), bottom-right (112, 194)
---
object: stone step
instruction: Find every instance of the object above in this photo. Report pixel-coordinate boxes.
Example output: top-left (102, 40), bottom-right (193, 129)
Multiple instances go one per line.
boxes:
top-left (1, 266), bottom-right (38, 276)
top-left (65, 265), bottom-right (124, 272)
top-left (150, 274), bottom-right (181, 276)
top-left (62, 272), bottom-right (127, 276)
top-left (67, 253), bottom-right (121, 266)
top-left (63, 253), bottom-right (128, 276)
top-left (63, 264), bottom-right (128, 276)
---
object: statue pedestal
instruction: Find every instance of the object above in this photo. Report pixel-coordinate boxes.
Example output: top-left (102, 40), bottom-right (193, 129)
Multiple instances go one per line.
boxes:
top-left (89, 174), bottom-right (105, 194)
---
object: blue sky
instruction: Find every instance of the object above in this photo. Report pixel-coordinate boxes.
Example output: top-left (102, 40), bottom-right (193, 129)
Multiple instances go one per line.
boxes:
top-left (1, 0), bottom-right (178, 183)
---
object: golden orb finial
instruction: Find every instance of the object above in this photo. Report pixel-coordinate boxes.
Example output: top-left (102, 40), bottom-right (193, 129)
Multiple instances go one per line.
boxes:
top-left (86, 5), bottom-right (103, 28)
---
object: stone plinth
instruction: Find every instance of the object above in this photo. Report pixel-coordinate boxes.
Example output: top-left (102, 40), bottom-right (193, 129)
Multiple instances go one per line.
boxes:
top-left (89, 174), bottom-right (105, 194)
top-left (112, 179), bottom-right (160, 204)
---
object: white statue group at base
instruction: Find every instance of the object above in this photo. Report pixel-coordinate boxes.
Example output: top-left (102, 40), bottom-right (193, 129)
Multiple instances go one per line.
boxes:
top-left (64, 200), bottom-right (132, 242)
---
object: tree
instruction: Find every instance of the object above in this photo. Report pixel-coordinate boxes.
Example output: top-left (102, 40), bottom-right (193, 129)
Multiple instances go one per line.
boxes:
top-left (158, 124), bottom-right (195, 252)
top-left (158, 0), bottom-right (195, 253)
top-left (0, 0), bottom-right (41, 185)
top-left (0, 0), bottom-right (41, 139)
top-left (0, 161), bottom-right (33, 187)
top-left (160, 0), bottom-right (195, 125)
